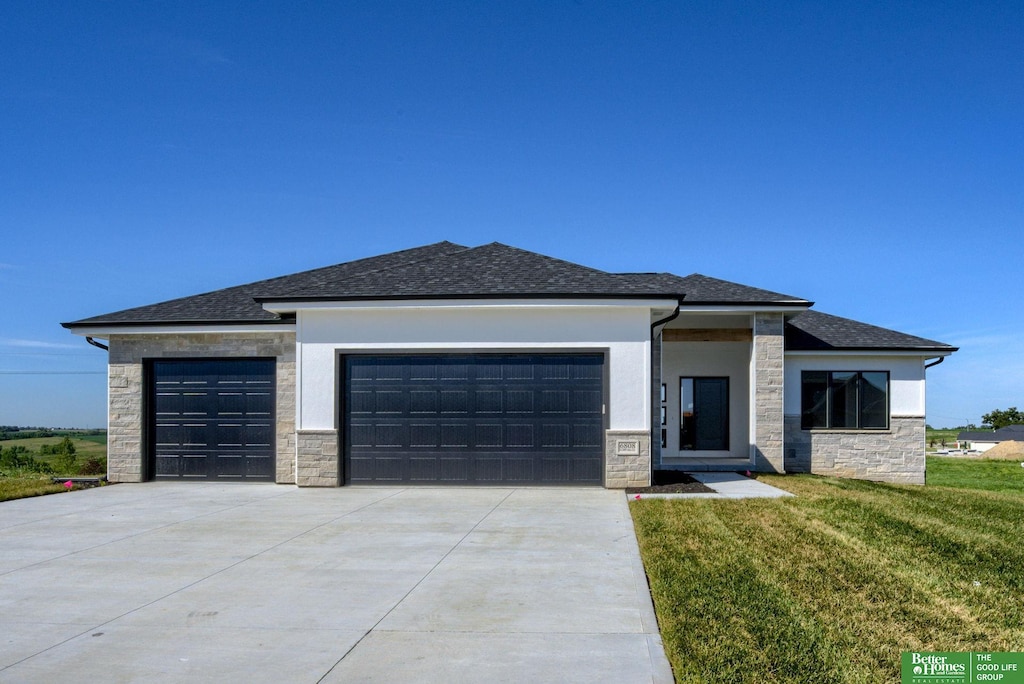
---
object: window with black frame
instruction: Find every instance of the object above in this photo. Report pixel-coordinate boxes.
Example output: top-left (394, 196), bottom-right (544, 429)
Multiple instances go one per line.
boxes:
top-left (680, 377), bottom-right (729, 450)
top-left (801, 371), bottom-right (889, 430)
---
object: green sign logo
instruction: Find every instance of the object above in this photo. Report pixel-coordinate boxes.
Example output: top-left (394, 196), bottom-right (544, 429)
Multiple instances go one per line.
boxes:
top-left (902, 652), bottom-right (1024, 684)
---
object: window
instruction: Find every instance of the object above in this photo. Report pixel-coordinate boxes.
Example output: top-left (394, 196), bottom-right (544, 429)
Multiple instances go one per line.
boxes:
top-left (801, 371), bottom-right (889, 430)
top-left (680, 377), bottom-right (729, 450)
top-left (660, 384), bottom-right (667, 448)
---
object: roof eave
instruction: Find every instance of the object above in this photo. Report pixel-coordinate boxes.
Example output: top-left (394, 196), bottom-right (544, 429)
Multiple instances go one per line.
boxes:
top-left (255, 292), bottom-right (689, 305)
top-left (786, 346), bottom-right (958, 354)
top-left (62, 317), bottom-right (294, 332)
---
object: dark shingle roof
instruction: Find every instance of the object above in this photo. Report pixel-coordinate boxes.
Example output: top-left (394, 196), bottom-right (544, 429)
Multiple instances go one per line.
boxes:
top-left (63, 241), bottom-right (954, 354)
top-left (65, 241), bottom-right (815, 329)
top-left (670, 274), bottom-right (809, 305)
top-left (62, 241), bottom-right (468, 327)
top-left (259, 242), bottom-right (677, 300)
top-left (785, 309), bottom-right (956, 352)
top-left (957, 425), bottom-right (1024, 441)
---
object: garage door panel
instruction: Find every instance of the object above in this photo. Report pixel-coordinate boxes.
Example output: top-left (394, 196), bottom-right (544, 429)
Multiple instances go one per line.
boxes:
top-left (574, 424), bottom-right (603, 448)
top-left (151, 359), bottom-right (275, 482)
top-left (475, 390), bottom-right (502, 413)
top-left (440, 391), bottom-right (469, 413)
top-left (344, 354), bottom-right (603, 485)
top-left (410, 391), bottom-right (439, 413)
top-left (574, 457), bottom-right (602, 481)
top-left (408, 457), bottom-right (438, 481)
top-left (410, 424), bottom-right (440, 447)
top-left (541, 424), bottom-right (570, 448)
top-left (475, 458), bottom-right (503, 481)
top-left (440, 458), bottom-right (468, 481)
top-left (541, 458), bottom-right (570, 482)
top-left (214, 453), bottom-right (245, 478)
top-left (503, 458), bottom-right (534, 481)
top-left (374, 424), bottom-right (404, 447)
top-left (180, 454), bottom-right (208, 478)
top-left (476, 424), bottom-right (502, 448)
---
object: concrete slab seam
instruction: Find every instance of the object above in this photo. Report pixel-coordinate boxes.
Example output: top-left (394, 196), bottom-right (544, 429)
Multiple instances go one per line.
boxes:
top-left (314, 488), bottom-right (517, 684)
top-left (620, 497), bottom-right (674, 683)
top-left (0, 485), bottom-right (301, 579)
top-left (0, 487), bottom-right (408, 675)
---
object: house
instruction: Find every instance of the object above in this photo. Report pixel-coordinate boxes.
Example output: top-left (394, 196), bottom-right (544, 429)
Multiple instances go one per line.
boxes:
top-left (62, 242), bottom-right (956, 487)
top-left (956, 425), bottom-right (1024, 452)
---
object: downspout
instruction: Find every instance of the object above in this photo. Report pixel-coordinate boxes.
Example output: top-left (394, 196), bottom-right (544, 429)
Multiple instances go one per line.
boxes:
top-left (649, 299), bottom-right (683, 480)
top-left (86, 336), bottom-right (109, 351)
top-left (925, 356), bottom-right (944, 370)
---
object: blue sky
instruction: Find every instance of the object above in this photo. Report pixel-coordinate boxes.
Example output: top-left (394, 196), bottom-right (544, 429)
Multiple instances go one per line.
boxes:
top-left (1, 1), bottom-right (1021, 428)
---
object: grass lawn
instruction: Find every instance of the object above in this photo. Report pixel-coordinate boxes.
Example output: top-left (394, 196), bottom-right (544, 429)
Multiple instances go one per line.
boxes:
top-left (928, 455), bottom-right (1024, 493)
top-left (632, 466), bottom-right (1024, 682)
top-left (0, 475), bottom-right (67, 502)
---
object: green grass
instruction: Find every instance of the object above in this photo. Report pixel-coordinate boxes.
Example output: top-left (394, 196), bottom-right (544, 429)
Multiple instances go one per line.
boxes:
top-left (631, 469), bottom-right (1024, 683)
top-left (927, 455), bottom-right (1024, 493)
top-left (0, 475), bottom-right (67, 502)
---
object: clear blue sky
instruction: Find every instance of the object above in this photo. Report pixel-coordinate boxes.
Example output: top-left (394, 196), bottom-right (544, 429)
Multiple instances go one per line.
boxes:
top-left (1, 1), bottom-right (1021, 429)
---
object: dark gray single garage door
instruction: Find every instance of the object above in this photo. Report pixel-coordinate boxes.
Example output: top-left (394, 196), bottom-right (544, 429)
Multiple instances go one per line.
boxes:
top-left (344, 354), bottom-right (605, 485)
top-left (150, 359), bottom-right (276, 481)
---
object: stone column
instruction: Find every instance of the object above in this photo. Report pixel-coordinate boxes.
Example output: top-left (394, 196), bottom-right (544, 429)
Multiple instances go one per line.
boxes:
top-left (604, 430), bottom-right (652, 488)
top-left (752, 313), bottom-right (785, 472)
top-left (296, 430), bottom-right (340, 486)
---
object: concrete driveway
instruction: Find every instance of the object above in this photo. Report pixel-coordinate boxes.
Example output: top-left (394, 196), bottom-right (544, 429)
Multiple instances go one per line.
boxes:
top-left (0, 484), bottom-right (671, 683)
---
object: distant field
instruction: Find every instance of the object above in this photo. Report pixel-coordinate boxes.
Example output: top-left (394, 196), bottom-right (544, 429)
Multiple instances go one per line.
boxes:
top-left (926, 428), bottom-right (962, 448)
top-left (0, 437), bottom-right (107, 461)
top-left (73, 433), bottom-right (108, 446)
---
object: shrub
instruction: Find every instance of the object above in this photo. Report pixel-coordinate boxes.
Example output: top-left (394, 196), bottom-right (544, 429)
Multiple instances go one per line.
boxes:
top-left (52, 436), bottom-right (77, 475)
top-left (80, 458), bottom-right (105, 476)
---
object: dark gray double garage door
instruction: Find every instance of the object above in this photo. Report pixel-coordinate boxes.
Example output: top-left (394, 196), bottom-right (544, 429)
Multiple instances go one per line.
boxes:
top-left (149, 353), bottom-right (605, 485)
top-left (344, 353), bottom-right (606, 485)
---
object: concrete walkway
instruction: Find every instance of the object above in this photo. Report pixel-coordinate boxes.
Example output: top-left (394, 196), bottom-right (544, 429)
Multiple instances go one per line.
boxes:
top-left (0, 484), bottom-right (672, 683)
top-left (630, 472), bottom-right (796, 499)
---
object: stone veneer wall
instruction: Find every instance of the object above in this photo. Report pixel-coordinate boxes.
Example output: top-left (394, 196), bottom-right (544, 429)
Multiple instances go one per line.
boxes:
top-left (752, 313), bottom-right (785, 472)
top-left (784, 415), bottom-right (926, 484)
top-left (604, 430), bottom-right (652, 488)
top-left (107, 332), bottom-right (296, 484)
top-left (295, 430), bottom-right (339, 487)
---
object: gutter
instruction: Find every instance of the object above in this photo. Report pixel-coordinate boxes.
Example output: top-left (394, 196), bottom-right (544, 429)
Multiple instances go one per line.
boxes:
top-left (85, 337), bottom-right (109, 352)
top-left (925, 356), bottom-right (945, 369)
top-left (650, 299), bottom-right (683, 332)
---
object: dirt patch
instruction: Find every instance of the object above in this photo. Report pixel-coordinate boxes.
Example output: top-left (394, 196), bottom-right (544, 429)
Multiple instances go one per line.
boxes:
top-left (626, 470), bottom-right (717, 494)
top-left (971, 440), bottom-right (1024, 460)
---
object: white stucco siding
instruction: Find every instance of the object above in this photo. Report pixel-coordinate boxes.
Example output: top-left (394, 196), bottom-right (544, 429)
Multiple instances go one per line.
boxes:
top-left (783, 354), bottom-right (927, 417)
top-left (295, 303), bottom-right (656, 432)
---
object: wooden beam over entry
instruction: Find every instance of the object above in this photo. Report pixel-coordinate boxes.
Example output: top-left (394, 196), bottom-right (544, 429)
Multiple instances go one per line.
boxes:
top-left (662, 328), bottom-right (753, 342)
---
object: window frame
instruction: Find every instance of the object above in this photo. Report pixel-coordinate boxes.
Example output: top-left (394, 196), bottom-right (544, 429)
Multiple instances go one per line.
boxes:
top-left (800, 370), bottom-right (890, 431)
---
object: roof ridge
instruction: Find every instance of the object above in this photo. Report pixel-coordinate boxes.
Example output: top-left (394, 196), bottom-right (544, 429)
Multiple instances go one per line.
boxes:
top-left (469, 242), bottom-right (614, 275)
